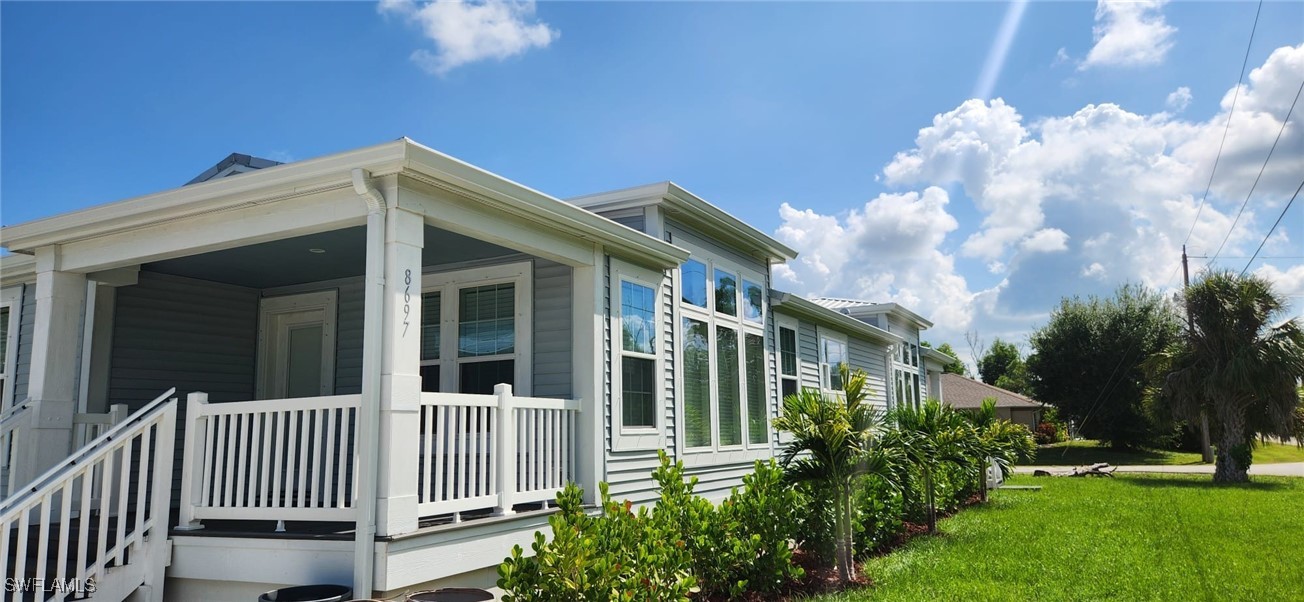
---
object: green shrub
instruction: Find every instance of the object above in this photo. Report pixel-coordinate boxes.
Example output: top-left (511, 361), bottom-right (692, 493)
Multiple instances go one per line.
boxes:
top-left (497, 482), bottom-right (697, 602)
top-left (722, 459), bottom-right (805, 593)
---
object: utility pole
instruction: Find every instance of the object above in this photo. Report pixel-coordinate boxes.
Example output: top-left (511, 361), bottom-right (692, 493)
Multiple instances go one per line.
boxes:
top-left (1183, 245), bottom-right (1215, 463)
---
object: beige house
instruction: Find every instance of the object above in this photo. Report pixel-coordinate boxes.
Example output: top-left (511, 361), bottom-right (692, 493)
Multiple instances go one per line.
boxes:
top-left (939, 373), bottom-right (1043, 429)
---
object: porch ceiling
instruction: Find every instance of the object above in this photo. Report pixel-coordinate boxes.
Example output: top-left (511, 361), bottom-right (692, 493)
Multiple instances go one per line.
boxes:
top-left (146, 225), bottom-right (518, 289)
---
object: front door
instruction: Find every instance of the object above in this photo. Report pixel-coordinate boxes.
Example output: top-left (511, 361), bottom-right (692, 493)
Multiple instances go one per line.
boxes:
top-left (258, 291), bottom-right (337, 399)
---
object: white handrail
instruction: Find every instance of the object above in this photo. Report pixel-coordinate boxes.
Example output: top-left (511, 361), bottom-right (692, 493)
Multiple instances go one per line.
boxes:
top-left (2, 388), bottom-right (176, 510)
top-left (0, 391), bottom-right (177, 602)
top-left (0, 398), bottom-right (33, 498)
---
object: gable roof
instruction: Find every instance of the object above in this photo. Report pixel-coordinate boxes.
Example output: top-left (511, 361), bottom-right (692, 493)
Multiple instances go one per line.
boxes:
top-left (940, 373), bottom-right (1042, 409)
top-left (568, 181), bottom-right (798, 263)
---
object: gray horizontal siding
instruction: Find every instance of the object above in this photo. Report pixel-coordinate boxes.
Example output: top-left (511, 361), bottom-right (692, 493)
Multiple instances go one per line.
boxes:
top-left (109, 271), bottom-right (259, 505)
top-left (12, 285), bottom-right (34, 402)
top-left (664, 218), bottom-right (767, 276)
top-left (533, 260), bottom-right (572, 398)
top-left (849, 336), bottom-right (890, 411)
top-left (798, 321), bottom-right (821, 391)
top-left (333, 279), bottom-right (365, 395)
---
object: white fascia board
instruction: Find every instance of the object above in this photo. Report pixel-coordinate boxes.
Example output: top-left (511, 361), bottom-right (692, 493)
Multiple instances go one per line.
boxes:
top-left (401, 142), bottom-right (688, 269)
top-left (846, 302), bottom-right (934, 330)
top-left (921, 347), bottom-right (953, 369)
top-left (1, 137), bottom-right (690, 270)
top-left (571, 181), bottom-right (799, 263)
top-left (771, 290), bottom-right (905, 346)
top-left (2, 139), bottom-right (409, 253)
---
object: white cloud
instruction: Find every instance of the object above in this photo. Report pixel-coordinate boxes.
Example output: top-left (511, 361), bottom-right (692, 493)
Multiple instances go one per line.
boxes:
top-left (1053, 47), bottom-right (1071, 67)
top-left (1166, 86), bottom-right (1192, 112)
top-left (380, 0), bottom-right (557, 75)
top-left (1253, 264), bottom-right (1304, 307)
top-left (1021, 228), bottom-right (1070, 253)
top-left (774, 43), bottom-right (1304, 348)
top-left (1081, 0), bottom-right (1176, 70)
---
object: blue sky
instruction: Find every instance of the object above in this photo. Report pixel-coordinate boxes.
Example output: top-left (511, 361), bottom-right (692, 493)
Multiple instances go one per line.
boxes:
top-left (3, 1), bottom-right (1302, 354)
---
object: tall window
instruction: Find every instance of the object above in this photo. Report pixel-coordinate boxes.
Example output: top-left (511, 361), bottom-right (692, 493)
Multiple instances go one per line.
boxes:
top-left (678, 249), bottom-right (768, 452)
top-left (683, 317), bottom-right (711, 448)
top-left (421, 263), bottom-right (530, 395)
top-left (619, 280), bottom-right (657, 429)
top-left (0, 306), bottom-right (8, 407)
top-left (822, 335), bottom-right (848, 391)
top-left (777, 322), bottom-right (799, 400)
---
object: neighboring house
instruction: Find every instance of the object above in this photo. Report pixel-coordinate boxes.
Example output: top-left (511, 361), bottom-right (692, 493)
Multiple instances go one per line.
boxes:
top-left (938, 373), bottom-right (1043, 429)
top-left (0, 140), bottom-right (943, 602)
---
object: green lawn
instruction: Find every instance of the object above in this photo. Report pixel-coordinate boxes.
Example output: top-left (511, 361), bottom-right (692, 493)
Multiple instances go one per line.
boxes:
top-left (1030, 439), bottom-right (1304, 466)
top-left (811, 474), bottom-right (1304, 601)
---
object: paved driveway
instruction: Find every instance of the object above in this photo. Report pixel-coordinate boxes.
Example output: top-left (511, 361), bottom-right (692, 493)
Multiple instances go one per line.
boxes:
top-left (1014, 462), bottom-right (1304, 477)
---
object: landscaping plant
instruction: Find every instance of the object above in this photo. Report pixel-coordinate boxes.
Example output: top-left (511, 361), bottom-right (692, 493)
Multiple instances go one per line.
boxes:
top-left (1146, 271), bottom-right (1304, 483)
top-left (884, 399), bottom-right (978, 534)
top-left (774, 364), bottom-right (897, 583)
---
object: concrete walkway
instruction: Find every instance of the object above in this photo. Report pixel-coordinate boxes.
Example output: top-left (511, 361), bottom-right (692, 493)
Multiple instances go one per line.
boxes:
top-left (1014, 462), bottom-right (1304, 477)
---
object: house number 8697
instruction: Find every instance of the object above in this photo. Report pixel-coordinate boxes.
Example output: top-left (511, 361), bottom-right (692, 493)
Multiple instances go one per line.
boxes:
top-left (402, 269), bottom-right (412, 336)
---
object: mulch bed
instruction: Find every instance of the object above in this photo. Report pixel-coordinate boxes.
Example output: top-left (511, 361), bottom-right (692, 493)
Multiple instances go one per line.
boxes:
top-left (705, 493), bottom-right (987, 601)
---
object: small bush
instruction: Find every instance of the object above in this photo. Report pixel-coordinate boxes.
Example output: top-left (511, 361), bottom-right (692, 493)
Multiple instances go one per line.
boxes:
top-left (497, 482), bottom-right (697, 602)
top-left (1034, 421), bottom-right (1060, 445)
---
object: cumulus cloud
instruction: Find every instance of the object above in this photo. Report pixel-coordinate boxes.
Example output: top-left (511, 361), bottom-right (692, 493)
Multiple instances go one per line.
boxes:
top-left (1166, 86), bottom-right (1192, 112)
top-left (1022, 228), bottom-right (1070, 253)
top-left (1081, 0), bottom-right (1176, 70)
top-left (379, 0), bottom-right (557, 75)
top-left (1253, 264), bottom-right (1304, 307)
top-left (775, 43), bottom-right (1304, 347)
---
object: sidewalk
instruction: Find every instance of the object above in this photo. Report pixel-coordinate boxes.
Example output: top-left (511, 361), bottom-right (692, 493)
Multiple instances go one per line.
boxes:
top-left (1013, 462), bottom-right (1304, 477)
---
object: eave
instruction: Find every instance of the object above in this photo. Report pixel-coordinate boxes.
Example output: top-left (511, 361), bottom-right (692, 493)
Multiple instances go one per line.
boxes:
top-left (569, 181), bottom-right (797, 263)
top-left (771, 290), bottom-right (904, 346)
top-left (846, 302), bottom-right (934, 330)
top-left (1, 138), bottom-right (689, 270)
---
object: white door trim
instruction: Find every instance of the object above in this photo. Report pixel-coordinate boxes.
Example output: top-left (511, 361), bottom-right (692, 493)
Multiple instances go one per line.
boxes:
top-left (257, 290), bottom-right (338, 399)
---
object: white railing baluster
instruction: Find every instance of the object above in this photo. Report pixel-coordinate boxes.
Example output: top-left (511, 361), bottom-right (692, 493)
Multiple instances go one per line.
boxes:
top-left (272, 410), bottom-right (286, 509)
top-left (259, 411), bottom-right (273, 507)
top-left (57, 479), bottom-right (74, 587)
top-left (15, 509), bottom-right (28, 593)
top-left (323, 408), bottom-right (336, 508)
top-left (114, 436), bottom-right (133, 564)
top-left (434, 406), bottom-right (447, 503)
top-left (135, 423), bottom-right (152, 544)
top-left (36, 494), bottom-right (51, 587)
top-left (96, 446), bottom-right (113, 578)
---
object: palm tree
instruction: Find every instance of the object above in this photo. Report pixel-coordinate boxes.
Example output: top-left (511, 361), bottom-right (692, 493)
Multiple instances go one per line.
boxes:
top-left (883, 399), bottom-right (976, 534)
top-left (963, 398), bottom-right (1036, 501)
top-left (773, 364), bottom-right (895, 583)
top-left (1147, 271), bottom-right (1304, 483)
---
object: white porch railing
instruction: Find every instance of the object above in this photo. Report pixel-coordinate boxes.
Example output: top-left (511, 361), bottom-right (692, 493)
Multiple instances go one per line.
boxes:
top-left (418, 384), bottom-right (579, 520)
top-left (177, 393), bottom-right (361, 527)
top-left (0, 389), bottom-right (177, 602)
top-left (0, 398), bottom-right (33, 499)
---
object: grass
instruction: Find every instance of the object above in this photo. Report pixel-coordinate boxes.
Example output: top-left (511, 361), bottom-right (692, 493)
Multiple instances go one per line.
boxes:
top-left (1030, 439), bottom-right (1304, 466)
top-left (811, 473), bottom-right (1304, 601)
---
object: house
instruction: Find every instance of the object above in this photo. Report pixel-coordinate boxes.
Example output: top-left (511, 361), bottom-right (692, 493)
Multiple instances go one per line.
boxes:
top-left (0, 139), bottom-right (943, 602)
top-left (938, 373), bottom-right (1043, 429)
top-left (808, 297), bottom-right (950, 405)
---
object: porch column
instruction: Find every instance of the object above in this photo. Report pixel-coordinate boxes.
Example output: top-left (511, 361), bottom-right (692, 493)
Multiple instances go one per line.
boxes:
top-left (571, 245), bottom-right (606, 505)
top-left (376, 206), bottom-right (424, 536)
top-left (18, 246), bottom-right (87, 483)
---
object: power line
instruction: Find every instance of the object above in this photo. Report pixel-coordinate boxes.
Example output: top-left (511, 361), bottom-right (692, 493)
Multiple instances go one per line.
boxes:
top-left (1207, 75), bottom-right (1304, 268)
top-left (1183, 0), bottom-right (1264, 247)
top-left (1241, 177), bottom-right (1304, 277)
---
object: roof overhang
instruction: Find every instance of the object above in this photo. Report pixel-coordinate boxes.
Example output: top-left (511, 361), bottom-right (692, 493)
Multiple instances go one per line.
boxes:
top-left (569, 182), bottom-right (797, 263)
top-left (845, 302), bottom-right (934, 330)
top-left (921, 347), bottom-right (954, 369)
top-left (0, 254), bottom-right (36, 287)
top-left (771, 289), bottom-right (904, 346)
top-left (1, 138), bottom-right (689, 270)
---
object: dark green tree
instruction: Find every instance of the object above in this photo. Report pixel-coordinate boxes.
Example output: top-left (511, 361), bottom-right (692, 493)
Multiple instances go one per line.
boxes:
top-left (1027, 284), bottom-right (1181, 448)
top-left (1146, 272), bottom-right (1304, 482)
top-left (925, 342), bottom-right (969, 375)
top-left (978, 339), bottom-right (1022, 387)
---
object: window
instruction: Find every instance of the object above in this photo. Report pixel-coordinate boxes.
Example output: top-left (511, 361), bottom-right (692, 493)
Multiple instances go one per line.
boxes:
top-left (683, 317), bottom-right (711, 448)
top-left (0, 305), bottom-right (9, 408)
top-left (822, 336), bottom-right (848, 391)
top-left (618, 279), bottom-right (657, 430)
top-left (716, 326), bottom-right (741, 446)
top-left (421, 262), bottom-right (531, 396)
top-left (742, 280), bottom-right (764, 323)
top-left (677, 249), bottom-right (769, 454)
top-left (745, 333), bottom-right (767, 445)
top-left (778, 321), bottom-right (799, 400)
top-left (714, 268), bottom-right (737, 316)
top-left (681, 259), bottom-right (708, 308)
